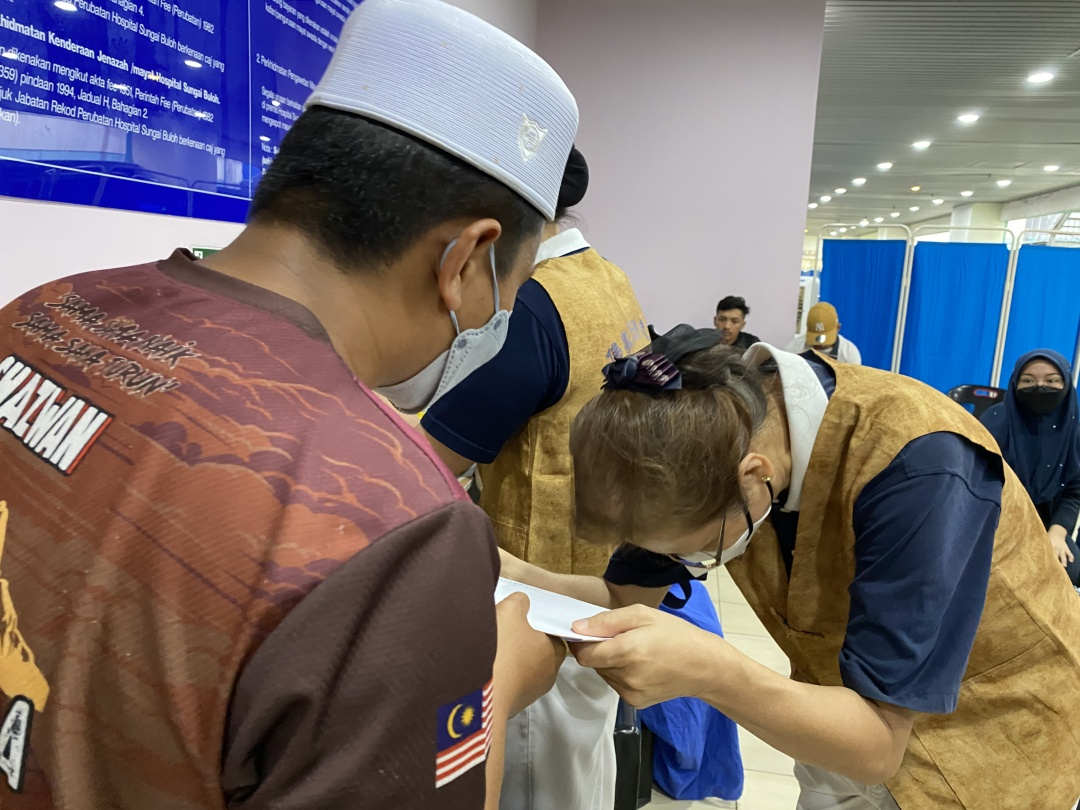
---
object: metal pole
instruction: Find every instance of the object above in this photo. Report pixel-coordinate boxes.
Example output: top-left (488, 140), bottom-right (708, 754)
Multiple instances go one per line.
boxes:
top-left (1006, 228), bottom-right (1080, 244)
top-left (1073, 318), bottom-right (1080, 389)
top-left (891, 237), bottom-right (915, 373)
top-left (990, 245), bottom-right (1020, 387)
top-left (910, 224), bottom-right (1016, 250)
top-left (811, 230), bottom-right (826, 335)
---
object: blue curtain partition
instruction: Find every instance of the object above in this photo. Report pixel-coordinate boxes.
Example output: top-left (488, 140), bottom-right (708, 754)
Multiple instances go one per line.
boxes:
top-left (820, 239), bottom-right (906, 370)
top-left (899, 242), bottom-right (1009, 392)
top-left (1000, 245), bottom-right (1080, 382)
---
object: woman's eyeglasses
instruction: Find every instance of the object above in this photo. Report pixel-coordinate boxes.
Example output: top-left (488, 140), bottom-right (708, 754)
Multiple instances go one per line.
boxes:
top-left (669, 501), bottom-right (753, 571)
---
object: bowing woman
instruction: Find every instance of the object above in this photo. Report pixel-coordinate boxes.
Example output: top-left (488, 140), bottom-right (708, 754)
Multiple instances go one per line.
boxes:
top-left (503, 325), bottom-right (1080, 810)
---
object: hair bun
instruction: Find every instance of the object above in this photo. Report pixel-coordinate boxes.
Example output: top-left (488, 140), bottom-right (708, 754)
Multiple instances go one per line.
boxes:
top-left (647, 324), bottom-right (725, 364)
top-left (602, 353), bottom-right (681, 392)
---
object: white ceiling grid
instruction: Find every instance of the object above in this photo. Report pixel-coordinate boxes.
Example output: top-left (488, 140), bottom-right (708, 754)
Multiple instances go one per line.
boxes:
top-left (808, 0), bottom-right (1080, 234)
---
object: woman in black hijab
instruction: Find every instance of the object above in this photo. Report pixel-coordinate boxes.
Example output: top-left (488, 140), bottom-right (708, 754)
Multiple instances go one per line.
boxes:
top-left (982, 349), bottom-right (1080, 584)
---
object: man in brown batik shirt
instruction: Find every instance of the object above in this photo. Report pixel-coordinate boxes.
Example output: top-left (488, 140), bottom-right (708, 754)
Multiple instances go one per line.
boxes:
top-left (0, 1), bottom-right (580, 807)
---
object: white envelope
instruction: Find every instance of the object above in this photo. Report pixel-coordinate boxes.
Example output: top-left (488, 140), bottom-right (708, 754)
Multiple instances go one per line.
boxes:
top-left (494, 578), bottom-right (610, 642)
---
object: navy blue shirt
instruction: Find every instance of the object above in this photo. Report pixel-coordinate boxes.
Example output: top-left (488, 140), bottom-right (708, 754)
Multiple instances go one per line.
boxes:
top-left (606, 353), bottom-right (1002, 715)
top-left (422, 278), bottom-right (570, 462)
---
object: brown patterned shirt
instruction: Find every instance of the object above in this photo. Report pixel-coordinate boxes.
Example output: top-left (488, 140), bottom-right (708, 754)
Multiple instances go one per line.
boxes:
top-left (0, 250), bottom-right (497, 809)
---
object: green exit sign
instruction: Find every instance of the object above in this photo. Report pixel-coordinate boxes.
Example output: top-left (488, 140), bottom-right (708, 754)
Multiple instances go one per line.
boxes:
top-left (190, 247), bottom-right (222, 260)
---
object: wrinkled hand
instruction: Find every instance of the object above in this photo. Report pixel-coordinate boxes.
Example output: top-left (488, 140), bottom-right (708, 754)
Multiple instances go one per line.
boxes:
top-left (494, 593), bottom-right (564, 716)
top-left (1049, 526), bottom-right (1074, 568)
top-left (570, 604), bottom-right (724, 708)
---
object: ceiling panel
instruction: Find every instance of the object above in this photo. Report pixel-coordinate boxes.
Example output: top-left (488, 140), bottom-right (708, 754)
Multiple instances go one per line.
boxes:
top-left (807, 0), bottom-right (1080, 234)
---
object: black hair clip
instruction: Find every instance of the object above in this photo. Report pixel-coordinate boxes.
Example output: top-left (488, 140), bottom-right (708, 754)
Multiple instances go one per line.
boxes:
top-left (602, 352), bottom-right (682, 393)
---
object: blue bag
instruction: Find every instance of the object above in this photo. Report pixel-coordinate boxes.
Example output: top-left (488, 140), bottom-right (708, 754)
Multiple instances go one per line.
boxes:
top-left (639, 580), bottom-right (744, 800)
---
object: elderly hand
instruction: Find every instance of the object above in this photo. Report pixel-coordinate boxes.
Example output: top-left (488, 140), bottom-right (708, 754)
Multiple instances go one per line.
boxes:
top-left (570, 604), bottom-right (727, 708)
top-left (1049, 525), bottom-right (1075, 569)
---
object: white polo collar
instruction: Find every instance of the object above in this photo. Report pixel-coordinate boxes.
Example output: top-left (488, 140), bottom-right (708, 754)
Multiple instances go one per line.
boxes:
top-left (534, 227), bottom-right (590, 265)
top-left (742, 343), bottom-right (829, 512)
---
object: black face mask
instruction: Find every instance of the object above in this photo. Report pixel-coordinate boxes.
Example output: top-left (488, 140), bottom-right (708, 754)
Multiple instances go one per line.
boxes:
top-left (1016, 385), bottom-right (1067, 416)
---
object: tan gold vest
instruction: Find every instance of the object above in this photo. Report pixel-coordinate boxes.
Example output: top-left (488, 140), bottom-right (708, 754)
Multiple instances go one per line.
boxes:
top-left (727, 360), bottom-right (1080, 809)
top-left (479, 245), bottom-right (648, 575)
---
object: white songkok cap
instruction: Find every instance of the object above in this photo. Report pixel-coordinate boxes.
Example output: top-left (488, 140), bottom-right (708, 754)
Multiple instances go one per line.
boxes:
top-left (306, 0), bottom-right (578, 219)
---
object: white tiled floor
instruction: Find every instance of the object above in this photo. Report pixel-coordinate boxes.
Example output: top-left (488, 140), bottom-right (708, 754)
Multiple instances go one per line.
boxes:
top-left (642, 567), bottom-right (799, 810)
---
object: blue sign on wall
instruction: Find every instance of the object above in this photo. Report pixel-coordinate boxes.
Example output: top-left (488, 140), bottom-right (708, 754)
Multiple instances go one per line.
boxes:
top-left (0, 0), bottom-right (359, 222)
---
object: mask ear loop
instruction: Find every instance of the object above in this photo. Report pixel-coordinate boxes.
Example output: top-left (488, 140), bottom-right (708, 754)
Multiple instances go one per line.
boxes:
top-left (734, 476), bottom-right (775, 553)
top-left (489, 243), bottom-right (500, 310)
top-left (739, 500), bottom-right (753, 539)
top-left (762, 475), bottom-right (776, 503)
top-left (443, 241), bottom-right (500, 335)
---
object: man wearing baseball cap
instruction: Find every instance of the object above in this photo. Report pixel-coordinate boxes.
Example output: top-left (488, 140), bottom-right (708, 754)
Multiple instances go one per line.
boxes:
top-left (0, 1), bottom-right (577, 808)
top-left (789, 301), bottom-right (863, 364)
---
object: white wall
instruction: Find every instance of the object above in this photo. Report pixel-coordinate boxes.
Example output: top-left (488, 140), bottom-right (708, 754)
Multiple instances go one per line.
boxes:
top-left (1002, 182), bottom-right (1080, 223)
top-left (0, 197), bottom-right (244, 304)
top-left (948, 202), bottom-right (1007, 244)
top-left (537, 0), bottom-right (826, 344)
top-left (452, 0), bottom-right (538, 47)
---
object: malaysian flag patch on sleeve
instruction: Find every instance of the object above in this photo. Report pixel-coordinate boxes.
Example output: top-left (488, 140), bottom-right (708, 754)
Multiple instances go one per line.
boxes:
top-left (435, 678), bottom-right (493, 788)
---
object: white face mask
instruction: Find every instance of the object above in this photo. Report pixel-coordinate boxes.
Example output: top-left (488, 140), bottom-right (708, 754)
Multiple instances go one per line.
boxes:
top-left (375, 241), bottom-right (511, 414)
top-left (672, 478), bottom-right (774, 573)
top-left (718, 499), bottom-right (772, 565)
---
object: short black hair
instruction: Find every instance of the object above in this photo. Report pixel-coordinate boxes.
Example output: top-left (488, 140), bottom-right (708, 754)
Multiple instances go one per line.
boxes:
top-left (716, 296), bottom-right (749, 316)
top-left (250, 107), bottom-right (544, 275)
top-left (555, 146), bottom-right (588, 221)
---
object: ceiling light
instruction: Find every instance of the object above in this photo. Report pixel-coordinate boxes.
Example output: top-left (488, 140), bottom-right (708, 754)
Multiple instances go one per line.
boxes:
top-left (54, 0), bottom-right (77, 10)
top-left (1044, 164), bottom-right (1060, 172)
top-left (259, 135), bottom-right (271, 142)
top-left (829, 231), bottom-right (838, 236)
top-left (820, 194), bottom-right (832, 203)
top-left (876, 161), bottom-right (893, 171)
top-left (851, 177), bottom-right (867, 187)
top-left (960, 190), bottom-right (974, 197)
top-left (890, 211), bottom-right (901, 218)
top-left (995, 179), bottom-right (1012, 188)
top-left (271, 99), bottom-right (281, 107)
top-left (184, 58), bottom-right (203, 68)
top-left (912, 139), bottom-right (932, 151)
top-left (834, 187), bottom-right (847, 195)
top-left (909, 205), bottom-right (920, 212)
top-left (808, 202), bottom-right (818, 209)
top-left (910, 185), bottom-right (921, 192)
top-left (931, 198), bottom-right (944, 206)
top-left (859, 218), bottom-right (870, 227)
top-left (838, 227), bottom-right (848, 233)
top-left (1026, 70), bottom-right (1055, 85)
top-left (956, 112), bottom-right (980, 125)
top-left (873, 216), bottom-right (884, 223)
